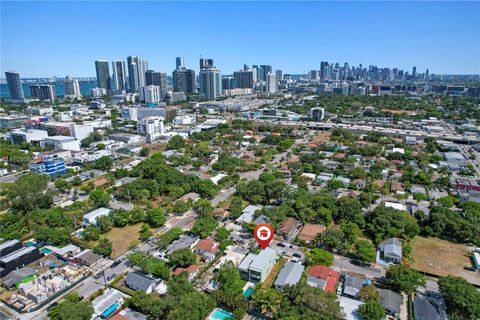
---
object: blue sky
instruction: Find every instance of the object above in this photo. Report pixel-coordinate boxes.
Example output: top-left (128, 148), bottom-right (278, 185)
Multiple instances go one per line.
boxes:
top-left (1, 1), bottom-right (479, 77)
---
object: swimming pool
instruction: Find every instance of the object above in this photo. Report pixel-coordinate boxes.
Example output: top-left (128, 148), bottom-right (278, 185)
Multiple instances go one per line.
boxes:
top-left (210, 308), bottom-right (233, 320)
top-left (244, 287), bottom-right (254, 300)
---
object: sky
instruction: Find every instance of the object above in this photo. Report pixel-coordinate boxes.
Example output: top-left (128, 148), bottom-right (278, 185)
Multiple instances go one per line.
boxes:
top-left (1, 1), bottom-right (479, 77)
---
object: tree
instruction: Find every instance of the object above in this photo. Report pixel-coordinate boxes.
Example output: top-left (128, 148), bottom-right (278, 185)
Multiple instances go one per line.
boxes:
top-left (94, 156), bottom-right (113, 171)
top-left (146, 207), bottom-right (166, 227)
top-left (139, 224), bottom-right (152, 240)
top-left (216, 227), bottom-right (231, 241)
top-left (80, 131), bottom-right (102, 147)
top-left (83, 225), bottom-right (100, 241)
top-left (438, 276), bottom-right (480, 320)
top-left (166, 291), bottom-right (215, 320)
top-left (10, 174), bottom-right (52, 214)
top-left (191, 216), bottom-right (217, 238)
top-left (306, 248), bottom-right (334, 266)
top-left (193, 198), bottom-right (213, 217)
top-left (359, 285), bottom-right (379, 302)
top-left (140, 147), bottom-right (150, 157)
top-left (168, 273), bottom-right (194, 296)
top-left (358, 300), bottom-right (385, 320)
top-left (341, 221), bottom-right (361, 243)
top-left (166, 135), bottom-right (185, 150)
top-left (367, 205), bottom-right (420, 243)
top-left (349, 166), bottom-right (367, 179)
top-left (355, 240), bottom-right (376, 263)
top-left (173, 200), bottom-right (190, 214)
top-left (213, 261), bottom-right (247, 318)
top-left (386, 265), bottom-right (425, 293)
top-left (335, 196), bottom-right (364, 226)
top-left (318, 227), bottom-right (346, 251)
top-left (169, 248), bottom-right (196, 268)
top-left (88, 188), bottom-right (110, 208)
top-left (96, 215), bottom-right (113, 233)
top-left (228, 196), bottom-right (244, 218)
top-left (94, 238), bottom-right (113, 257)
top-left (251, 288), bottom-right (284, 317)
top-left (54, 179), bottom-right (71, 194)
top-left (48, 292), bottom-right (93, 320)
top-left (111, 209), bottom-right (130, 227)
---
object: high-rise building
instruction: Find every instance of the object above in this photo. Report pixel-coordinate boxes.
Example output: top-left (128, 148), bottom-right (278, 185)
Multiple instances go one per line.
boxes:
top-left (265, 73), bottom-right (277, 93)
top-left (112, 60), bottom-right (128, 92)
top-left (222, 76), bottom-right (237, 90)
top-left (5, 71), bottom-right (25, 100)
top-left (260, 65), bottom-right (273, 81)
top-left (425, 69), bottom-right (429, 80)
top-left (138, 85), bottom-right (161, 104)
top-left (95, 60), bottom-right (111, 91)
top-left (200, 58), bottom-right (214, 70)
top-left (234, 70), bottom-right (254, 88)
top-left (275, 70), bottom-right (283, 82)
top-left (145, 70), bottom-right (168, 98)
top-left (173, 69), bottom-right (196, 93)
top-left (127, 56), bottom-right (148, 92)
top-left (64, 77), bottom-right (81, 98)
top-left (199, 67), bottom-right (222, 101)
top-left (30, 84), bottom-right (56, 101)
top-left (412, 66), bottom-right (417, 79)
top-left (310, 107), bottom-right (325, 121)
top-left (176, 57), bottom-right (184, 69)
top-left (320, 61), bottom-right (328, 79)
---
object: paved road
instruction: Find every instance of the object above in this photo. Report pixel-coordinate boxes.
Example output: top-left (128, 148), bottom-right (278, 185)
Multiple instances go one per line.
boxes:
top-left (332, 255), bottom-right (386, 278)
top-left (212, 186), bottom-right (236, 207)
top-left (0, 173), bottom-right (22, 183)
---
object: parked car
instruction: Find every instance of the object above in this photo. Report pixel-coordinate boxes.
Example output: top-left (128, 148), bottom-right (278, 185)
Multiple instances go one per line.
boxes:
top-left (292, 253), bottom-right (302, 258)
top-left (464, 266), bottom-right (477, 272)
top-left (277, 242), bottom-right (286, 247)
top-left (111, 260), bottom-right (121, 268)
top-left (47, 302), bottom-right (58, 311)
top-left (107, 273), bottom-right (116, 281)
top-left (94, 271), bottom-right (104, 279)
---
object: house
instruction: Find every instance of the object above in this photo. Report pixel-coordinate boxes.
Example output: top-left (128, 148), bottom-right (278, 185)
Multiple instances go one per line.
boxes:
top-left (306, 265), bottom-right (340, 293)
top-left (297, 224), bottom-right (326, 242)
top-left (276, 217), bottom-right (299, 241)
top-left (176, 192), bottom-right (200, 203)
top-left (317, 173), bottom-right (334, 184)
top-left (238, 247), bottom-right (277, 283)
top-left (166, 235), bottom-right (199, 256)
top-left (414, 295), bottom-right (440, 320)
top-left (343, 275), bottom-right (364, 298)
top-left (125, 271), bottom-right (166, 294)
top-left (2, 267), bottom-right (37, 289)
top-left (236, 205), bottom-right (262, 224)
top-left (351, 179), bottom-right (366, 189)
top-left (194, 238), bottom-right (219, 262)
top-left (253, 215), bottom-right (269, 225)
top-left (391, 181), bottom-right (404, 193)
top-left (0, 246), bottom-right (44, 277)
top-left (54, 244), bottom-right (81, 259)
top-left (379, 238), bottom-right (402, 264)
top-left (274, 262), bottom-right (305, 290)
top-left (83, 207), bottom-right (112, 226)
top-left (73, 249), bottom-right (101, 267)
top-left (173, 265), bottom-right (198, 281)
top-left (336, 176), bottom-right (351, 187)
top-left (378, 288), bottom-right (403, 316)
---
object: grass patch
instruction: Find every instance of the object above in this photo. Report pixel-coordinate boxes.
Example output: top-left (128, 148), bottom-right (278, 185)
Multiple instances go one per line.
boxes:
top-left (89, 223), bottom-right (144, 258)
top-left (410, 236), bottom-right (476, 279)
top-left (261, 257), bottom-right (288, 289)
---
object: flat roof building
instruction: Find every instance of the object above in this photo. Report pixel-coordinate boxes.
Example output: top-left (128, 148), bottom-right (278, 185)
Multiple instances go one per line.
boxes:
top-left (274, 261), bottom-right (305, 290)
top-left (83, 207), bottom-right (112, 226)
top-left (238, 247), bottom-right (277, 283)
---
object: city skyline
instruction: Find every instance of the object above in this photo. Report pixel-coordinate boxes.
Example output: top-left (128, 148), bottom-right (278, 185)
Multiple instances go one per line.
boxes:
top-left (1, 1), bottom-right (479, 77)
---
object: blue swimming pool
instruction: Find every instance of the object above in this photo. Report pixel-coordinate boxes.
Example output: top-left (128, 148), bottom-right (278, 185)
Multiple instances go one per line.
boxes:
top-left (210, 308), bottom-right (233, 320)
top-left (244, 287), bottom-right (254, 300)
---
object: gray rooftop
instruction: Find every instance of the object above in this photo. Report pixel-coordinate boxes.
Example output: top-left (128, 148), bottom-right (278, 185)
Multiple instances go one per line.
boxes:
top-left (380, 238), bottom-right (402, 258)
top-left (125, 271), bottom-right (158, 292)
top-left (274, 262), bottom-right (305, 287)
top-left (414, 296), bottom-right (439, 320)
top-left (378, 288), bottom-right (403, 315)
top-left (344, 275), bottom-right (364, 297)
top-left (166, 235), bottom-right (199, 255)
top-left (0, 239), bottom-right (20, 252)
top-left (2, 267), bottom-right (36, 288)
top-left (249, 247), bottom-right (277, 271)
top-left (0, 246), bottom-right (39, 264)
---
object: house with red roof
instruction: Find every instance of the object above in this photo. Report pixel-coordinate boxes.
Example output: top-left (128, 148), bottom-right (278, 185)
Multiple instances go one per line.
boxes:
top-left (194, 238), bottom-right (219, 262)
top-left (306, 265), bottom-right (340, 293)
top-left (173, 265), bottom-right (199, 281)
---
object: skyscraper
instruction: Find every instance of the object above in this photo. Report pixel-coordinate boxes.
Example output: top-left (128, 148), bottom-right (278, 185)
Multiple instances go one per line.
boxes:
top-left (5, 71), bottom-right (25, 100)
top-left (260, 65), bottom-right (273, 81)
top-left (412, 66), bottom-right (417, 79)
top-left (176, 57), bottom-right (184, 69)
top-left (173, 69), bottom-right (196, 94)
top-left (234, 70), bottom-right (254, 88)
top-left (265, 73), bottom-right (277, 94)
top-left (145, 70), bottom-right (168, 98)
top-left (112, 60), bottom-right (128, 92)
top-left (275, 70), bottom-right (283, 82)
top-left (200, 58), bottom-right (214, 70)
top-left (138, 85), bottom-right (161, 104)
top-left (127, 56), bottom-right (148, 92)
top-left (320, 61), bottom-right (328, 79)
top-left (199, 59), bottom-right (221, 101)
top-left (95, 60), bottom-right (111, 91)
top-left (30, 84), bottom-right (56, 101)
top-left (64, 77), bottom-right (81, 99)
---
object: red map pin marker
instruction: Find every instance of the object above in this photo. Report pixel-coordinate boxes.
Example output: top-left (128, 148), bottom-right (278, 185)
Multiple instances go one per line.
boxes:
top-left (254, 224), bottom-right (274, 250)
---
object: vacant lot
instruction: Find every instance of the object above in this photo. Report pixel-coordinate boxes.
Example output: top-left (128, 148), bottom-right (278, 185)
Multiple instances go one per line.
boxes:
top-left (89, 223), bottom-right (144, 258)
top-left (312, 131), bottom-right (331, 144)
top-left (411, 236), bottom-right (480, 285)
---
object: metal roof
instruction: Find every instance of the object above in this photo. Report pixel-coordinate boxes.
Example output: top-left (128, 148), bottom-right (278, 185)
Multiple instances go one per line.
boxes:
top-left (274, 262), bottom-right (304, 287)
top-left (414, 296), bottom-right (439, 320)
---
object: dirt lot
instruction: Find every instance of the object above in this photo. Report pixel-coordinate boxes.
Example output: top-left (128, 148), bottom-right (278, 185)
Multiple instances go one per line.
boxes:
top-left (411, 236), bottom-right (480, 285)
top-left (312, 131), bottom-right (331, 144)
